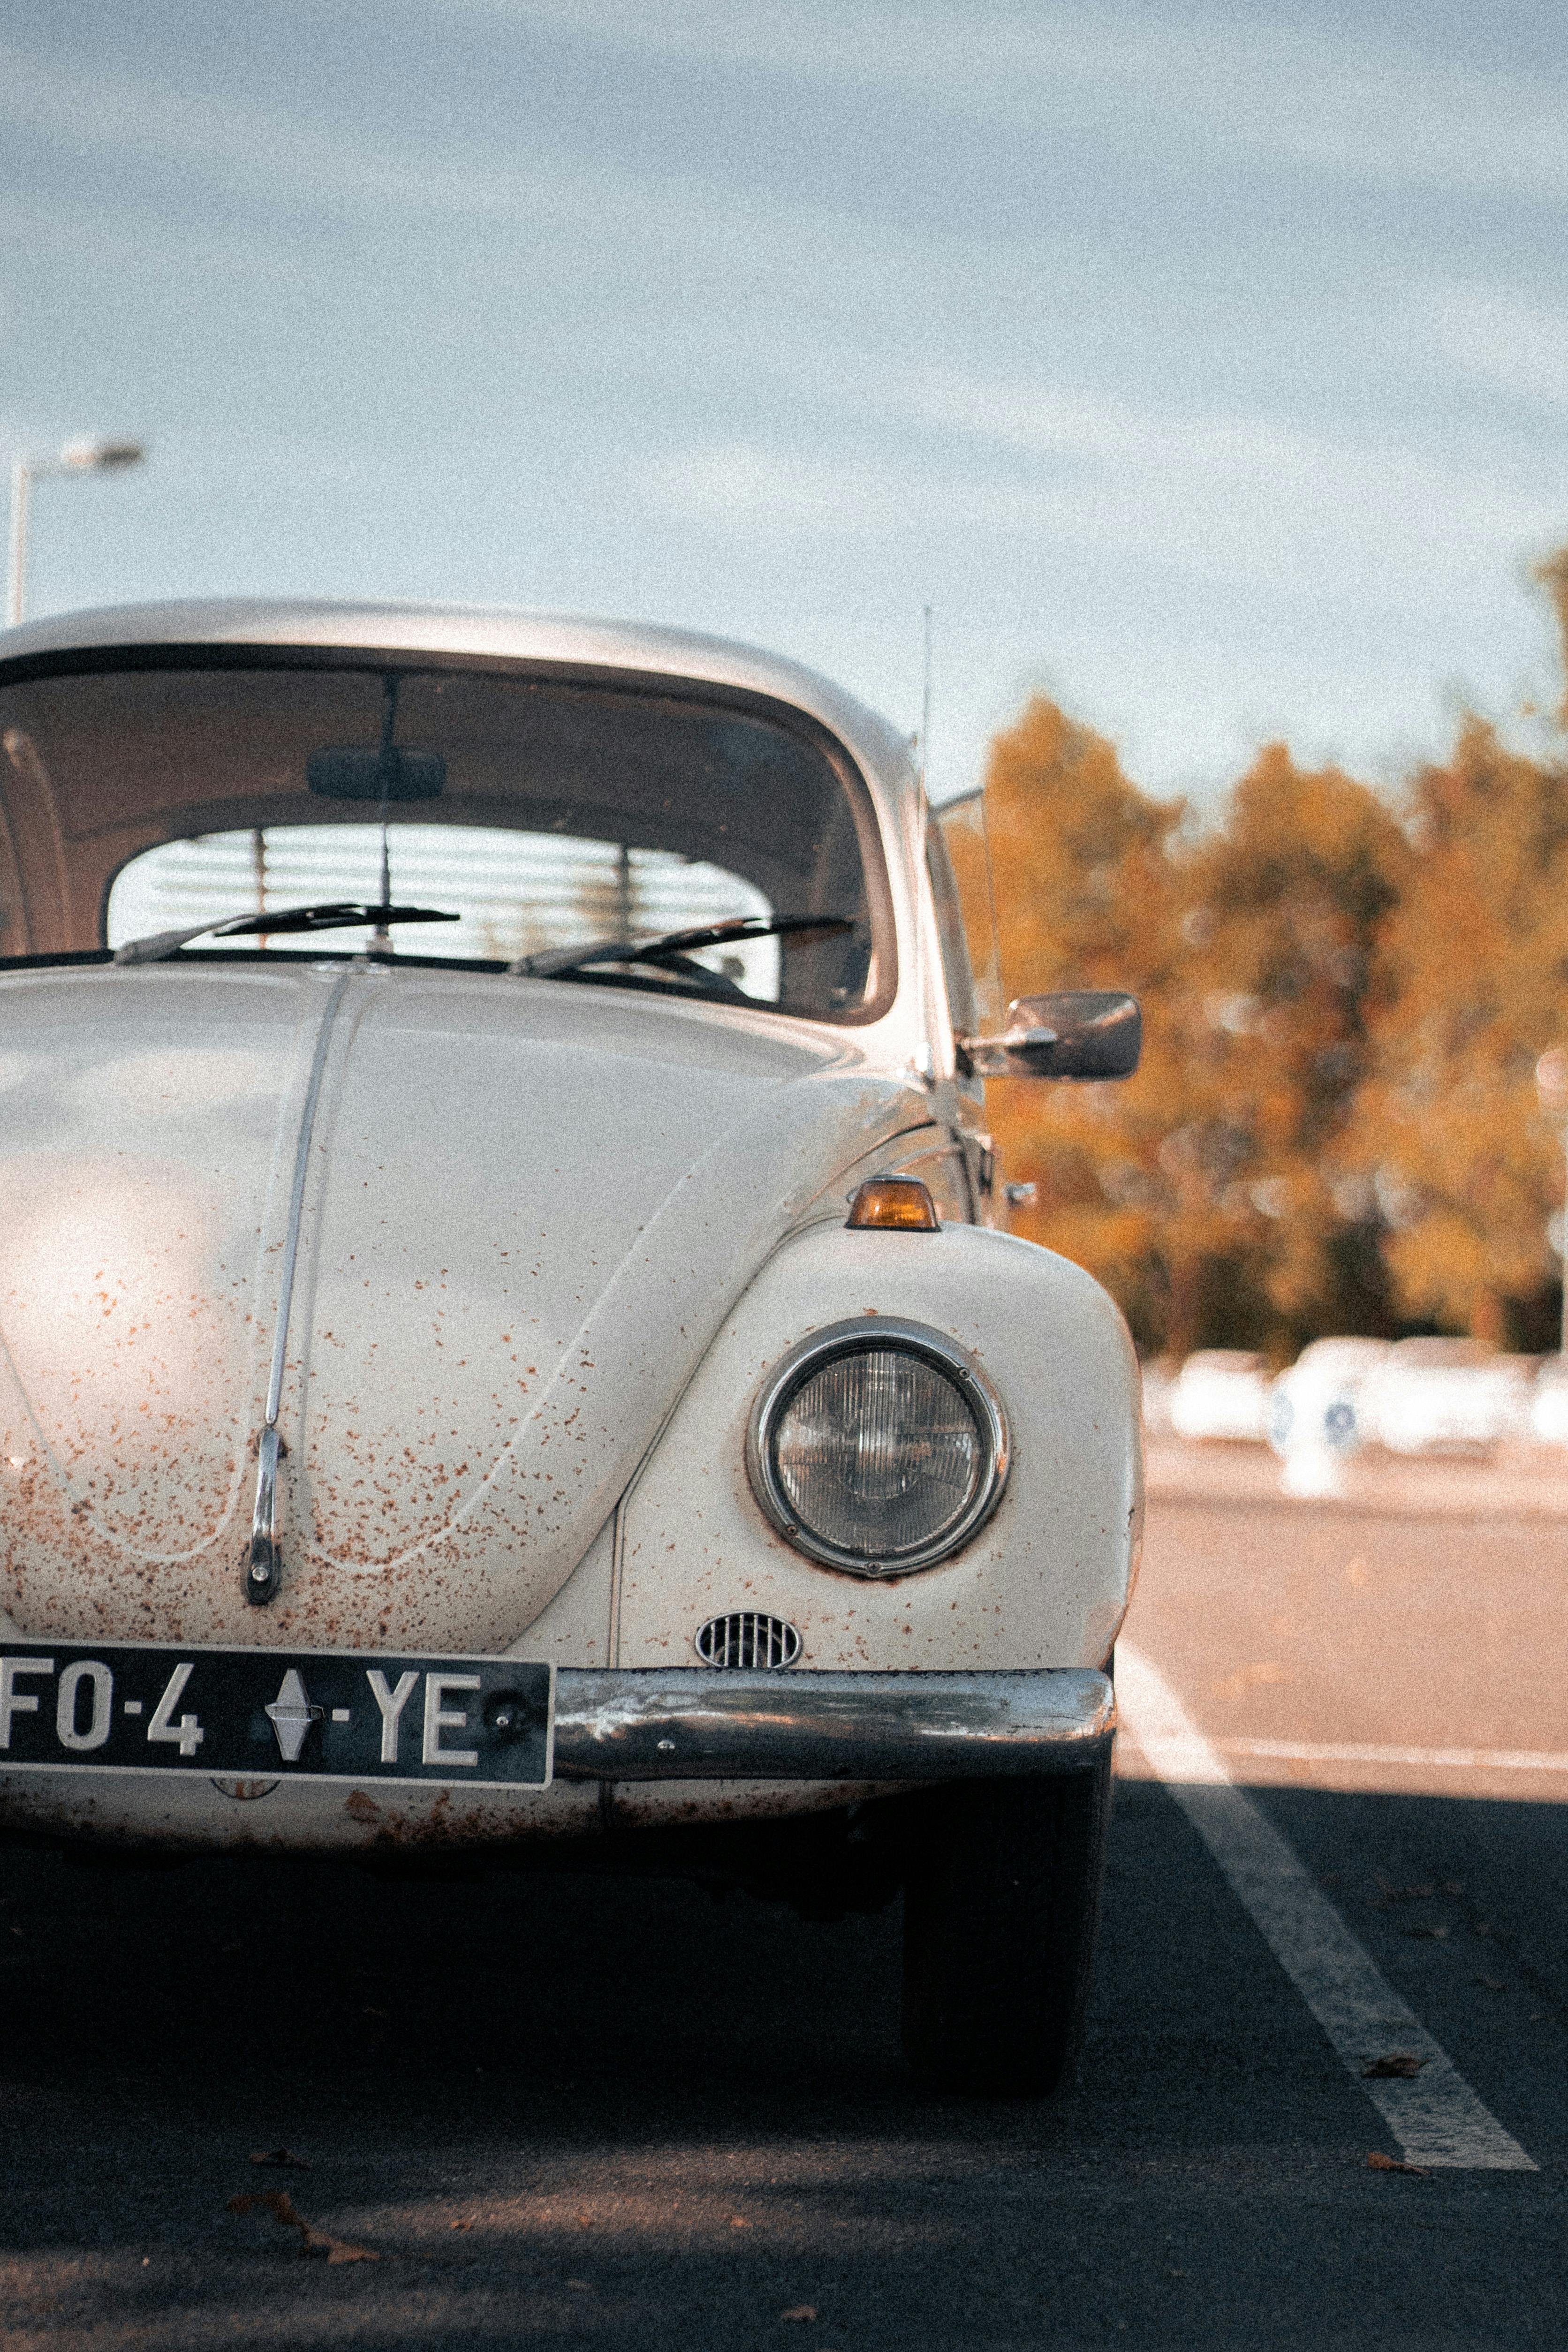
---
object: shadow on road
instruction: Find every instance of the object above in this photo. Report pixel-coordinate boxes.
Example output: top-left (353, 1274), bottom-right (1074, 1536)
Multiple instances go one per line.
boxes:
top-left (0, 1780), bottom-right (1562, 2347)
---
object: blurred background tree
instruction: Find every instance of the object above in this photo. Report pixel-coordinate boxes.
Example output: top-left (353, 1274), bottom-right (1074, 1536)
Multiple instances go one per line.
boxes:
top-left (979, 697), bottom-right (1190, 1354)
top-left (1165, 746), bottom-right (1408, 1355)
top-left (1342, 719), bottom-right (1568, 1348)
top-left (976, 554), bottom-right (1568, 1358)
top-left (985, 714), bottom-right (1406, 1357)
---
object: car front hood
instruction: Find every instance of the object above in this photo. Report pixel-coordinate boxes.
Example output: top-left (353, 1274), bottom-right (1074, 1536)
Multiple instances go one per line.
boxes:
top-left (0, 965), bottom-right (917, 1648)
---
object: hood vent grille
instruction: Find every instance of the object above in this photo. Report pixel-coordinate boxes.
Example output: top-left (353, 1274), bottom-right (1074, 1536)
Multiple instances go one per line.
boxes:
top-left (695, 1611), bottom-right (802, 1670)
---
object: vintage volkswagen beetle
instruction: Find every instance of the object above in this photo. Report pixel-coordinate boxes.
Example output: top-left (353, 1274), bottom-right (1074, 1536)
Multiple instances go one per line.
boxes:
top-left (0, 602), bottom-right (1141, 2093)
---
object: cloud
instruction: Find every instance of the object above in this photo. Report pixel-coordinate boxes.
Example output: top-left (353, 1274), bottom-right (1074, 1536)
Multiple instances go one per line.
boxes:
top-left (640, 376), bottom-right (1551, 601)
top-left (437, 0), bottom-right (1568, 206)
top-left (8, 5), bottom-right (1568, 237)
top-left (1429, 285), bottom-right (1568, 412)
top-left (0, 39), bottom-right (520, 219)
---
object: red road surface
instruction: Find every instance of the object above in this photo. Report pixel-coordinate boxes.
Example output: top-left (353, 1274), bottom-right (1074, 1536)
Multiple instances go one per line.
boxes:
top-left (1125, 1442), bottom-right (1568, 1803)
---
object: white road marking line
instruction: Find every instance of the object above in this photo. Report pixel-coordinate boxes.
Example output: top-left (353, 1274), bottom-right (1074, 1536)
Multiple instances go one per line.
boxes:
top-left (1116, 1643), bottom-right (1536, 2170)
top-left (1218, 1737), bottom-right (1568, 1774)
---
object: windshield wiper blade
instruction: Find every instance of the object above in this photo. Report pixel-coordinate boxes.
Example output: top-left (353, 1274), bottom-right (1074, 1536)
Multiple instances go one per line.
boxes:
top-left (514, 913), bottom-right (854, 980)
top-left (114, 902), bottom-right (460, 966)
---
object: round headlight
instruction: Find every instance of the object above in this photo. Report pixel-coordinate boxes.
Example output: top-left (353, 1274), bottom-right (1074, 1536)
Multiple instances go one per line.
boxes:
top-left (747, 1319), bottom-right (1008, 1575)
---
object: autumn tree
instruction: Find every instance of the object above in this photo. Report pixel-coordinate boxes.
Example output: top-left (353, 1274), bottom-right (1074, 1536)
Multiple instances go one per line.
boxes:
top-left (979, 696), bottom-right (1191, 1353)
top-left (1344, 718), bottom-right (1568, 1345)
top-left (983, 705), bottom-right (1408, 1357)
top-left (1163, 746), bottom-right (1409, 1350)
top-left (980, 551), bottom-right (1568, 1355)
top-left (1539, 549), bottom-right (1568, 727)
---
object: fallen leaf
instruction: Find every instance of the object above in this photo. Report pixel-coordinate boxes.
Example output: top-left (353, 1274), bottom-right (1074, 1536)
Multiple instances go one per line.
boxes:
top-left (227, 2190), bottom-right (379, 2264)
top-left (249, 2149), bottom-right (310, 2170)
top-left (1366, 2151), bottom-right (1430, 2178)
top-left (450, 2218), bottom-right (473, 2231)
top-left (1362, 2052), bottom-right (1428, 2079)
top-left (781, 2307), bottom-right (818, 2323)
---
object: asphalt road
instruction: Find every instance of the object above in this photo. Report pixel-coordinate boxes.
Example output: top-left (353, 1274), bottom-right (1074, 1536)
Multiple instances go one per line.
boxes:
top-left (2, 1475), bottom-right (1566, 2349)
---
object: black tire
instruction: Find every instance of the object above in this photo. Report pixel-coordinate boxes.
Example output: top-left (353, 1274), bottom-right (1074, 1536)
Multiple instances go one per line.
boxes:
top-left (900, 1753), bottom-right (1113, 2097)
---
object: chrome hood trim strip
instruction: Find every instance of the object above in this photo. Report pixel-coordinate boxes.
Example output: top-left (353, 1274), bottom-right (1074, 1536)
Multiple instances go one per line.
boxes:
top-left (247, 969), bottom-right (351, 1604)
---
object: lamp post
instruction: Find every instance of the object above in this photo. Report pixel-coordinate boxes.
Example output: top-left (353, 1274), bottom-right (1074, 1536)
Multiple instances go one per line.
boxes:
top-left (7, 438), bottom-right (146, 628)
top-left (1536, 1047), bottom-right (1568, 1355)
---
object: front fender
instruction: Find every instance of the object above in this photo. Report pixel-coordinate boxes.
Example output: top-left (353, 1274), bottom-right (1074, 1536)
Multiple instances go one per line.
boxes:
top-left (616, 1222), bottom-right (1142, 1672)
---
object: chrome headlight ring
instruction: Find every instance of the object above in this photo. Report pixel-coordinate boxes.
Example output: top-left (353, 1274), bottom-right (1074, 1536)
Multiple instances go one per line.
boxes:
top-left (745, 1316), bottom-right (1010, 1578)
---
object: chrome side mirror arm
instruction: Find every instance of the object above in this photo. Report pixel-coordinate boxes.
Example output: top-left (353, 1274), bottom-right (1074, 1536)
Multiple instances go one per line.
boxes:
top-left (958, 991), bottom-right (1142, 1081)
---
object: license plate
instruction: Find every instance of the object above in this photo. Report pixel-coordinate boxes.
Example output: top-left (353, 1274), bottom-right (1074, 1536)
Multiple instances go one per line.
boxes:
top-left (0, 1641), bottom-right (554, 1788)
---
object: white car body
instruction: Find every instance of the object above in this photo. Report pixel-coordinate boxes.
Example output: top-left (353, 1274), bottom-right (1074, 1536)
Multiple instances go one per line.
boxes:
top-left (1530, 1362), bottom-right (1568, 1446)
top-left (1359, 1340), bottom-right (1533, 1457)
top-left (1167, 1350), bottom-right (1273, 1444)
top-left (1268, 1337), bottom-right (1392, 1459)
top-left (0, 602), bottom-right (1140, 1876)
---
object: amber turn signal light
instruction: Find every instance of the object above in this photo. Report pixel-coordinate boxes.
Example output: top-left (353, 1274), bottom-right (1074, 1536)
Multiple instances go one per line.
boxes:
top-left (845, 1178), bottom-right (940, 1232)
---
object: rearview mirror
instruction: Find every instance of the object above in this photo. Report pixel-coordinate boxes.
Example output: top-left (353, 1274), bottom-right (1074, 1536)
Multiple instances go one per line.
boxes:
top-left (959, 991), bottom-right (1142, 1081)
top-left (307, 746), bottom-right (447, 801)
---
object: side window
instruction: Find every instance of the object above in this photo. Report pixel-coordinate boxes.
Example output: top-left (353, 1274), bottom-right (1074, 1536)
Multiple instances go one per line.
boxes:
top-left (926, 824), bottom-right (977, 1038)
top-left (931, 791), bottom-right (1004, 1034)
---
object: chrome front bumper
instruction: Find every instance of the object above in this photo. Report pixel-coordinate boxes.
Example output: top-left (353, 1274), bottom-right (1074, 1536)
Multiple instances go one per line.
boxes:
top-left (551, 1668), bottom-right (1114, 1782)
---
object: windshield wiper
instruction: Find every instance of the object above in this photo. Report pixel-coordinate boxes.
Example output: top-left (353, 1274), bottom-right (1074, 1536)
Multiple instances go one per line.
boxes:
top-left (513, 913), bottom-right (854, 982)
top-left (113, 902), bottom-right (460, 966)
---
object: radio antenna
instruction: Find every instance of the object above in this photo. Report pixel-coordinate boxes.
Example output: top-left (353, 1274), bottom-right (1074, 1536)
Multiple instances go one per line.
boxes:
top-left (911, 603), bottom-right (934, 1082)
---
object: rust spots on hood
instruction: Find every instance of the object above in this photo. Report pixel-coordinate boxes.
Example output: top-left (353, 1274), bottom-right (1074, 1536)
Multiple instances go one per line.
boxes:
top-left (1, 966), bottom-right (915, 1649)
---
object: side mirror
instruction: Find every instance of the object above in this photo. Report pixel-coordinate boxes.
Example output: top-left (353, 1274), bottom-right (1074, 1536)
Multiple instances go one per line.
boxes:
top-left (959, 991), bottom-right (1142, 1081)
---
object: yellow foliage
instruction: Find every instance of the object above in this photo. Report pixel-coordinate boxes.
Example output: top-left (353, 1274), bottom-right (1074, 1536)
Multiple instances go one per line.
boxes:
top-left (985, 711), bottom-right (1409, 1355)
top-left (1344, 719), bottom-right (1568, 1335)
top-left (981, 699), bottom-right (1193, 1346)
top-left (976, 556), bottom-right (1568, 1354)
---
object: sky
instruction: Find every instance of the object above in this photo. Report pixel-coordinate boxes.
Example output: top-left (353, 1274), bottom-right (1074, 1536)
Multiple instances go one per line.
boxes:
top-left (2, 0), bottom-right (1567, 809)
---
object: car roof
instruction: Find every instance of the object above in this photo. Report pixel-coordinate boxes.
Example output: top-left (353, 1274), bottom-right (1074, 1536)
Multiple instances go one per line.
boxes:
top-left (0, 599), bottom-right (917, 805)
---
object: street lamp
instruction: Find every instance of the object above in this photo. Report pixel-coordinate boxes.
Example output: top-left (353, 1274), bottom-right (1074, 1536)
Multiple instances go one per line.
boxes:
top-left (7, 437), bottom-right (146, 628)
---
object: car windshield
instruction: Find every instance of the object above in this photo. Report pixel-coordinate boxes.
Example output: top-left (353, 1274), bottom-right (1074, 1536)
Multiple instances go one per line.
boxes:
top-left (0, 657), bottom-right (892, 1021)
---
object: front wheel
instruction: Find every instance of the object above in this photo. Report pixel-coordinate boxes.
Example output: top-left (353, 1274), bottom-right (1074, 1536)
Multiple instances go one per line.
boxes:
top-left (900, 1755), bottom-right (1112, 2097)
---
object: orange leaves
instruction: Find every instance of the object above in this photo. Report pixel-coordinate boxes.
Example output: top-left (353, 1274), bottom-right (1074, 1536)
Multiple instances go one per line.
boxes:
top-left (985, 697), bottom-right (1185, 1024)
top-left (980, 577), bottom-right (1568, 1354)
top-left (986, 708), bottom-right (1408, 1356)
top-left (974, 536), bottom-right (1568, 1356)
top-left (1347, 715), bottom-right (1568, 1332)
